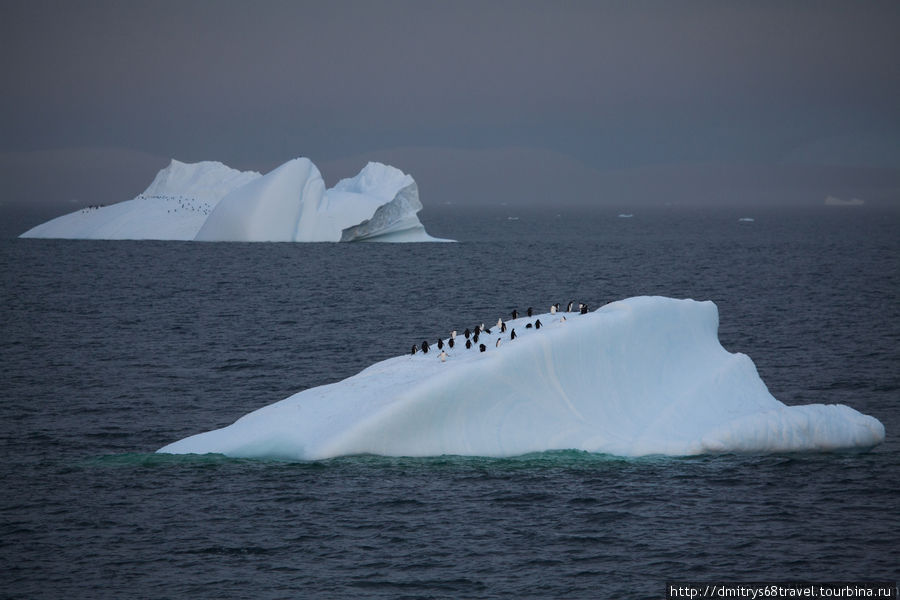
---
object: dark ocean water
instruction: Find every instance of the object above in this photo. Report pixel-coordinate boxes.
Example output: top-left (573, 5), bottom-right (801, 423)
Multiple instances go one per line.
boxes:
top-left (1, 207), bottom-right (898, 599)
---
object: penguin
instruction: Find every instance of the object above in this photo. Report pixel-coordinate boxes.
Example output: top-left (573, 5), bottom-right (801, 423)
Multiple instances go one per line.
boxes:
top-left (496, 318), bottom-right (503, 329)
top-left (511, 309), bottom-right (518, 320)
top-left (581, 303), bottom-right (588, 314)
top-left (525, 323), bottom-right (533, 329)
top-left (550, 304), bottom-right (557, 314)
top-left (495, 338), bottom-right (501, 348)
top-left (439, 350), bottom-right (448, 362)
top-left (466, 339), bottom-right (472, 349)
top-left (464, 328), bottom-right (471, 339)
top-left (578, 303), bottom-right (584, 312)
top-left (479, 323), bottom-right (485, 332)
top-left (535, 319), bottom-right (542, 329)
top-left (510, 328), bottom-right (517, 340)
top-left (448, 338), bottom-right (455, 349)
top-left (561, 316), bottom-right (566, 322)
top-left (473, 331), bottom-right (480, 344)
top-left (422, 340), bottom-right (430, 353)
top-left (411, 344), bottom-right (418, 355)
top-left (450, 330), bottom-right (457, 340)
top-left (567, 301), bottom-right (574, 312)
top-left (527, 307), bottom-right (533, 317)
top-left (500, 322), bottom-right (507, 333)
top-left (479, 344), bottom-right (486, 352)
top-left (437, 338), bottom-right (444, 350)
top-left (484, 327), bottom-right (492, 334)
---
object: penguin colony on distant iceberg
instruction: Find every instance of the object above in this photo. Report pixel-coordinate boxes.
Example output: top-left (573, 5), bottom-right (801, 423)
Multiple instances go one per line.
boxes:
top-left (409, 300), bottom-right (595, 361)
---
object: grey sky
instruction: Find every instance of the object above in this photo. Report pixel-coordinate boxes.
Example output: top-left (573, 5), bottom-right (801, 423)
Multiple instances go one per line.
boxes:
top-left (2, 0), bottom-right (899, 235)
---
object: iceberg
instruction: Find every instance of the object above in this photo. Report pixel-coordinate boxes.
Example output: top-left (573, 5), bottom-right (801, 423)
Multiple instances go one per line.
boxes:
top-left (21, 157), bottom-right (451, 242)
top-left (158, 297), bottom-right (885, 460)
top-left (824, 195), bottom-right (865, 206)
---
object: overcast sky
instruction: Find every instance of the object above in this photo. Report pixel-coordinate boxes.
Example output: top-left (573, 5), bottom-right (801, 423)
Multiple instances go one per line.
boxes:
top-left (2, 0), bottom-right (899, 234)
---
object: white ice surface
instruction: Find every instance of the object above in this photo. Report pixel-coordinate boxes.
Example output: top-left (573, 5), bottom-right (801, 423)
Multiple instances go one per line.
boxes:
top-left (158, 297), bottom-right (885, 460)
top-left (20, 160), bottom-right (260, 240)
top-left (331, 162), bottom-right (450, 242)
top-left (195, 158), bottom-right (330, 242)
top-left (22, 158), bottom-right (451, 242)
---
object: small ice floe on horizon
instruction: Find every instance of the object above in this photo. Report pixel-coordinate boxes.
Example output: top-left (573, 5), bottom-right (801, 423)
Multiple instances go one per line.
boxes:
top-left (618, 213), bottom-right (634, 218)
top-left (825, 195), bottom-right (864, 206)
top-left (738, 217), bottom-right (755, 222)
top-left (507, 216), bottom-right (520, 221)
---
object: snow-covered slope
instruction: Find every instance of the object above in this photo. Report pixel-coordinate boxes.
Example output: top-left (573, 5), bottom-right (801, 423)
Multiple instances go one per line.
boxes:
top-left (20, 160), bottom-right (260, 240)
top-left (141, 159), bottom-right (261, 204)
top-left (158, 297), bottom-right (885, 460)
top-left (21, 157), bottom-right (451, 242)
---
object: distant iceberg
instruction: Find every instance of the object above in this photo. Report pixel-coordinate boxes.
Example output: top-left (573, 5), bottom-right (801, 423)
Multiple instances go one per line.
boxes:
top-left (158, 297), bottom-right (885, 460)
top-left (824, 195), bottom-right (864, 206)
top-left (21, 157), bottom-right (452, 242)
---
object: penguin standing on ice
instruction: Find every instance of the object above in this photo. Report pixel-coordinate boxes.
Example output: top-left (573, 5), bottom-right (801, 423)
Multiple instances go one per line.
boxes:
top-left (510, 328), bottom-right (517, 340)
top-left (473, 331), bottom-right (480, 344)
top-left (535, 319), bottom-right (542, 329)
top-left (411, 344), bottom-right (418, 355)
top-left (450, 330), bottom-right (457, 340)
top-left (580, 303), bottom-right (588, 314)
top-left (479, 344), bottom-right (486, 352)
top-left (567, 301), bottom-right (574, 312)
top-left (500, 322), bottom-right (507, 333)
top-left (464, 328), bottom-right (471, 339)
top-left (495, 338), bottom-right (502, 348)
top-left (511, 309), bottom-right (518, 320)
top-left (422, 340), bottom-right (430, 353)
top-left (496, 318), bottom-right (503, 329)
top-left (466, 339), bottom-right (472, 349)
top-left (550, 304), bottom-right (557, 314)
top-left (439, 350), bottom-right (448, 362)
top-left (527, 307), bottom-right (533, 317)
top-left (437, 338), bottom-right (444, 350)
top-left (448, 338), bottom-right (455, 349)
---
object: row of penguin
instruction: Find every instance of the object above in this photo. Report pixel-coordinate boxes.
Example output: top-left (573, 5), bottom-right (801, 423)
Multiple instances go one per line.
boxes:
top-left (412, 302), bottom-right (590, 361)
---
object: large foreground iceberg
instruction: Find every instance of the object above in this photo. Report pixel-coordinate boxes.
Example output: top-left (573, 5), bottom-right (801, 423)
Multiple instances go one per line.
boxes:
top-left (21, 157), bottom-right (451, 242)
top-left (158, 297), bottom-right (885, 460)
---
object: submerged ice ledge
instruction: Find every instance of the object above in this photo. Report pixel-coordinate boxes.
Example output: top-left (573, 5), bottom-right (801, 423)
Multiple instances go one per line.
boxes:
top-left (158, 297), bottom-right (885, 460)
top-left (21, 157), bottom-right (453, 243)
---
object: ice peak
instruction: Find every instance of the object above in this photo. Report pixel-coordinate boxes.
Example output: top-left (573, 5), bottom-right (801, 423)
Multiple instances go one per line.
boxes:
top-left (332, 161), bottom-right (414, 200)
top-left (140, 158), bottom-right (260, 202)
